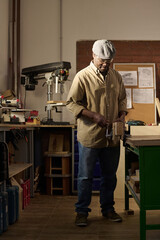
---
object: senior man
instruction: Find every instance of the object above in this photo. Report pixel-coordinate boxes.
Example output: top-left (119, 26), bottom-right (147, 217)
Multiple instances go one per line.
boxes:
top-left (66, 39), bottom-right (127, 226)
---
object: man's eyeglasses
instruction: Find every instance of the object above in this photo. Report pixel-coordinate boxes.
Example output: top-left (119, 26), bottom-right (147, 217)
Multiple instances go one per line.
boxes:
top-left (96, 56), bottom-right (113, 64)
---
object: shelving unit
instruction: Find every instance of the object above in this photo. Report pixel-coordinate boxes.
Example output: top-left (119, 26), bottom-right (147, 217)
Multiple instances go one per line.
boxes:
top-left (39, 125), bottom-right (74, 196)
top-left (125, 135), bottom-right (160, 240)
top-left (0, 124), bottom-right (35, 235)
top-left (44, 152), bottom-right (72, 195)
top-left (0, 125), bottom-right (35, 196)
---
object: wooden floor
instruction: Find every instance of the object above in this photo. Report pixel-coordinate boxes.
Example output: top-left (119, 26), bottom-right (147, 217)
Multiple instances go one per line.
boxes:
top-left (1, 194), bottom-right (160, 240)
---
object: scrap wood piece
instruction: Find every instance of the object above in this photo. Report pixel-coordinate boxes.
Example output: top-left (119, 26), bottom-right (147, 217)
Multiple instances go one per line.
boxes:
top-left (155, 98), bottom-right (160, 117)
top-left (48, 134), bottom-right (64, 152)
top-left (130, 176), bottom-right (139, 186)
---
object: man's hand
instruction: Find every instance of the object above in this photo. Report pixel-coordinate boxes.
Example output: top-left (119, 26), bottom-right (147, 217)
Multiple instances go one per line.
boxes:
top-left (92, 112), bottom-right (109, 128)
top-left (81, 109), bottom-right (109, 128)
top-left (114, 111), bottom-right (126, 123)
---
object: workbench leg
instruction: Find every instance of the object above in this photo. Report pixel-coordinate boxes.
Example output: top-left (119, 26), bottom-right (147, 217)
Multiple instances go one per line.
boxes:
top-left (140, 209), bottom-right (146, 240)
top-left (125, 184), bottom-right (129, 210)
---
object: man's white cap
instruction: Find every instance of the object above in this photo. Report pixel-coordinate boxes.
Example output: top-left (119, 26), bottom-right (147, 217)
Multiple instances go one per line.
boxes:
top-left (92, 39), bottom-right (116, 59)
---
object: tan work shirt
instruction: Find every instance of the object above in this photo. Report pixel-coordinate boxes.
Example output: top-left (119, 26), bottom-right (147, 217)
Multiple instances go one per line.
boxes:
top-left (66, 61), bottom-right (127, 148)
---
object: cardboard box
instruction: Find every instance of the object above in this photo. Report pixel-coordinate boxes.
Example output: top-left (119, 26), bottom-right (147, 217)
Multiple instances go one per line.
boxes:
top-left (11, 177), bottom-right (23, 212)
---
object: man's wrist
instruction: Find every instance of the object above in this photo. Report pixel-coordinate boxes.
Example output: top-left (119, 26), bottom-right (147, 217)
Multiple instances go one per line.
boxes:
top-left (119, 111), bottom-right (126, 118)
top-left (81, 109), bottom-right (95, 120)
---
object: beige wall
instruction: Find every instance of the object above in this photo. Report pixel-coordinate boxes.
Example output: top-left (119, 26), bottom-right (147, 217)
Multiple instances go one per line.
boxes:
top-left (0, 0), bottom-right (9, 92)
top-left (20, 0), bottom-right (61, 120)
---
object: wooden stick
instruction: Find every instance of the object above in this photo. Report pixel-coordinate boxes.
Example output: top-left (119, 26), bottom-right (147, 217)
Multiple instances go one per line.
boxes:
top-left (155, 98), bottom-right (160, 117)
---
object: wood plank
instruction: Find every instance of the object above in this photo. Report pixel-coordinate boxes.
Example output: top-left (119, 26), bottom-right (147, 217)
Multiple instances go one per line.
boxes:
top-left (48, 134), bottom-right (64, 152)
top-left (130, 176), bottom-right (140, 186)
top-left (126, 135), bottom-right (160, 146)
top-left (39, 124), bottom-right (75, 128)
top-left (130, 126), bottom-right (160, 136)
top-left (44, 174), bottom-right (71, 178)
top-left (155, 98), bottom-right (160, 117)
top-left (44, 151), bottom-right (71, 157)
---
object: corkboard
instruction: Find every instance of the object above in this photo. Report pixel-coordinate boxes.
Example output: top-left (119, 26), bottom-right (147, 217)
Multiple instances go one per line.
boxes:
top-left (113, 63), bottom-right (156, 124)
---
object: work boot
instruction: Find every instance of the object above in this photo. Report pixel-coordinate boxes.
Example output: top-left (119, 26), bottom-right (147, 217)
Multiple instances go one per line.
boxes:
top-left (103, 210), bottom-right (122, 222)
top-left (75, 213), bottom-right (88, 226)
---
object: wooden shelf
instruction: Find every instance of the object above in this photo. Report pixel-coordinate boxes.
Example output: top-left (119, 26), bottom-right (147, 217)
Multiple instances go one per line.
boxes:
top-left (39, 124), bottom-right (75, 128)
top-left (45, 174), bottom-right (71, 178)
top-left (52, 187), bottom-right (63, 190)
top-left (9, 163), bottom-right (33, 178)
top-left (51, 167), bottom-right (62, 170)
top-left (44, 152), bottom-right (72, 157)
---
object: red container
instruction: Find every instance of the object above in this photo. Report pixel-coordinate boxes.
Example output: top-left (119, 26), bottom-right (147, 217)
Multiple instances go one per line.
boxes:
top-left (21, 179), bottom-right (30, 209)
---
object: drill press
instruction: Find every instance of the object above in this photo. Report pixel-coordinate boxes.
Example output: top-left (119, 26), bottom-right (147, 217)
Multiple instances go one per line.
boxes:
top-left (21, 61), bottom-right (71, 124)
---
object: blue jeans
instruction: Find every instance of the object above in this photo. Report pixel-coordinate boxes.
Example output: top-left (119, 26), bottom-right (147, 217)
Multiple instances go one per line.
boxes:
top-left (75, 142), bottom-right (120, 216)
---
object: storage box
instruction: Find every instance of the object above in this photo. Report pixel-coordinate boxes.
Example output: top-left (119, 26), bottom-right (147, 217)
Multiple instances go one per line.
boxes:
top-left (0, 191), bottom-right (8, 232)
top-left (11, 177), bottom-right (23, 212)
top-left (6, 186), bottom-right (17, 225)
top-left (0, 196), bottom-right (3, 235)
